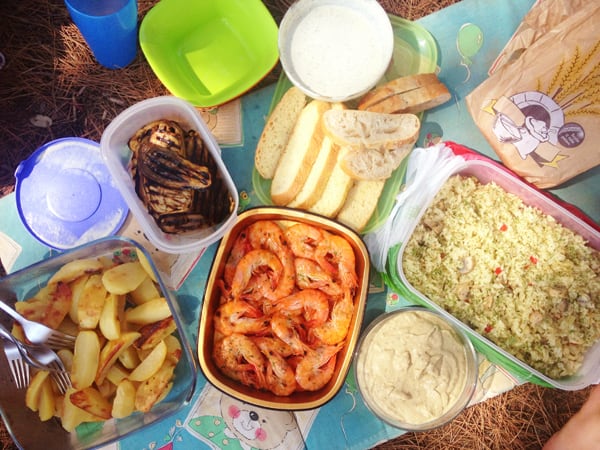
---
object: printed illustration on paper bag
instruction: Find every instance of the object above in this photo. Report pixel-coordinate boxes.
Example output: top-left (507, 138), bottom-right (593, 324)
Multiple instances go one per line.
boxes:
top-left (483, 40), bottom-right (599, 170)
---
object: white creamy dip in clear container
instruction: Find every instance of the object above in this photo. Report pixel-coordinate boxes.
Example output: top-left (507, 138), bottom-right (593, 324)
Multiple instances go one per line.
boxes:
top-left (354, 307), bottom-right (478, 431)
top-left (278, 0), bottom-right (393, 102)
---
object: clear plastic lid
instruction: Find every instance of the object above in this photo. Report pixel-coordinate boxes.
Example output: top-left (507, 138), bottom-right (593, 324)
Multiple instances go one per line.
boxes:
top-left (15, 137), bottom-right (129, 250)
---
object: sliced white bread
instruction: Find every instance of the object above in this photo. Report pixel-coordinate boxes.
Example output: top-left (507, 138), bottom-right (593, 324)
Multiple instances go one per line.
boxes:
top-left (322, 109), bottom-right (420, 151)
top-left (255, 87), bottom-right (307, 179)
top-left (358, 73), bottom-right (451, 114)
top-left (336, 179), bottom-right (386, 232)
top-left (287, 136), bottom-right (339, 209)
top-left (339, 142), bottom-right (414, 180)
top-left (307, 147), bottom-right (355, 218)
top-left (287, 102), bottom-right (345, 209)
top-left (270, 100), bottom-right (332, 206)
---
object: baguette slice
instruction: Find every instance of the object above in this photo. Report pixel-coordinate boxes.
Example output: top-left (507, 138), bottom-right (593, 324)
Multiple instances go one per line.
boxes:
top-left (308, 147), bottom-right (354, 218)
top-left (287, 136), bottom-right (339, 209)
top-left (271, 100), bottom-right (332, 206)
top-left (340, 142), bottom-right (414, 180)
top-left (363, 82), bottom-right (451, 114)
top-left (322, 109), bottom-right (420, 151)
top-left (288, 103), bottom-right (345, 209)
top-left (336, 179), bottom-right (386, 232)
top-left (358, 73), bottom-right (441, 110)
top-left (255, 87), bottom-right (307, 179)
top-left (358, 73), bottom-right (451, 114)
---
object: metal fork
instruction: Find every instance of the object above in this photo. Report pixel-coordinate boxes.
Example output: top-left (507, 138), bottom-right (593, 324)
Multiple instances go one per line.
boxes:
top-left (0, 325), bottom-right (71, 394)
top-left (2, 339), bottom-right (29, 389)
top-left (22, 342), bottom-right (71, 395)
top-left (0, 301), bottom-right (75, 349)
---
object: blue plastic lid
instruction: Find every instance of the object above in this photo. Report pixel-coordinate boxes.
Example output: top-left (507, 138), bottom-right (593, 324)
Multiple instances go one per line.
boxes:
top-left (14, 137), bottom-right (129, 250)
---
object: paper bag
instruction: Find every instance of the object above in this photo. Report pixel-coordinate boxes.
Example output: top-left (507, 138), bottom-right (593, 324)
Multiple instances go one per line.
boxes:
top-left (466, 3), bottom-right (600, 188)
top-left (489, 0), bottom-right (588, 75)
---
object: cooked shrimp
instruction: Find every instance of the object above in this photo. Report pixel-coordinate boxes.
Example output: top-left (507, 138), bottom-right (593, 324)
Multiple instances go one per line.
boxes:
top-left (310, 289), bottom-right (354, 345)
top-left (295, 344), bottom-right (343, 391)
top-left (213, 333), bottom-right (267, 389)
top-left (254, 337), bottom-right (297, 396)
top-left (295, 257), bottom-right (344, 297)
top-left (223, 231), bottom-right (251, 286)
top-left (247, 220), bottom-right (295, 300)
top-left (270, 311), bottom-right (309, 356)
top-left (214, 299), bottom-right (269, 336)
top-left (253, 336), bottom-right (295, 358)
top-left (314, 231), bottom-right (358, 292)
top-left (230, 249), bottom-right (283, 300)
top-left (247, 220), bottom-right (287, 252)
top-left (284, 223), bottom-right (323, 260)
top-left (275, 289), bottom-right (330, 328)
top-left (241, 272), bottom-right (275, 305)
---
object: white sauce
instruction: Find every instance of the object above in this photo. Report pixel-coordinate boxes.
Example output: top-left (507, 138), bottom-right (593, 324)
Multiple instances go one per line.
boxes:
top-left (289, 5), bottom-right (386, 98)
top-left (356, 310), bottom-right (469, 425)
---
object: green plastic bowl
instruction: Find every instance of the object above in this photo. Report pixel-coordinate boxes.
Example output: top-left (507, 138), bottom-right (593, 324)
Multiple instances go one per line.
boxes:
top-left (139, 0), bottom-right (279, 107)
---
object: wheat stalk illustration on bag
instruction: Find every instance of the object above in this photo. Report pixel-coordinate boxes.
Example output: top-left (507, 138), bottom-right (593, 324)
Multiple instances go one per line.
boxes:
top-left (543, 39), bottom-right (600, 118)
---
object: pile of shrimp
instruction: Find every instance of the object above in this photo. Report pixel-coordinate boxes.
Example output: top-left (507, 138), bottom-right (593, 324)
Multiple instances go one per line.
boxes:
top-left (212, 219), bottom-right (359, 396)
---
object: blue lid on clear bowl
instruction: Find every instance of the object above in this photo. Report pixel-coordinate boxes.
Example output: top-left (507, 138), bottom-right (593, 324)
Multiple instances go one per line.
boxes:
top-left (14, 137), bottom-right (129, 250)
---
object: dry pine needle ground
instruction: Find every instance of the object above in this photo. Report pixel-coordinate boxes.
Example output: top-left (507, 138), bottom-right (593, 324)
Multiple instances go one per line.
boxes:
top-left (0, 1), bottom-right (591, 449)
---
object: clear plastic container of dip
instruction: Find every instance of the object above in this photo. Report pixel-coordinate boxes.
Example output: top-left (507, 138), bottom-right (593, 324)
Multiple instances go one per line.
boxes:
top-left (354, 307), bottom-right (478, 431)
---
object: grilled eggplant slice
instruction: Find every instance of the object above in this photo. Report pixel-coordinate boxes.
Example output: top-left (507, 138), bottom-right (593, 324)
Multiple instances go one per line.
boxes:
top-left (138, 146), bottom-right (211, 190)
top-left (128, 119), bottom-right (234, 234)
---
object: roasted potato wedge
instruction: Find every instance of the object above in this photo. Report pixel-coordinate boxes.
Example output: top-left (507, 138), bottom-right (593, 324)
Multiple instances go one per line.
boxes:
top-left (61, 387), bottom-right (104, 432)
top-left (47, 258), bottom-right (104, 285)
top-left (71, 330), bottom-right (100, 389)
top-left (15, 289), bottom-right (48, 322)
top-left (117, 345), bottom-right (141, 370)
top-left (105, 363), bottom-right (130, 386)
top-left (37, 377), bottom-right (55, 421)
top-left (134, 316), bottom-right (177, 351)
top-left (96, 379), bottom-right (118, 399)
top-left (129, 340), bottom-right (167, 382)
top-left (102, 261), bottom-right (147, 295)
top-left (111, 379), bottom-right (136, 419)
top-left (125, 298), bottom-right (171, 325)
top-left (96, 331), bottom-right (141, 385)
top-left (130, 276), bottom-right (161, 305)
top-left (134, 360), bottom-right (176, 413)
top-left (17, 282), bottom-right (71, 329)
top-left (137, 252), bottom-right (157, 283)
top-left (70, 387), bottom-right (112, 420)
top-left (77, 274), bottom-right (107, 329)
top-left (99, 293), bottom-right (125, 340)
top-left (164, 334), bottom-right (183, 364)
top-left (57, 348), bottom-right (74, 372)
top-left (25, 371), bottom-right (51, 412)
top-left (68, 274), bottom-right (90, 323)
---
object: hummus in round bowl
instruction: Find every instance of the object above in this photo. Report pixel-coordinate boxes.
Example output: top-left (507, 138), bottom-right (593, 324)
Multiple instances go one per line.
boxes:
top-left (354, 307), bottom-right (477, 430)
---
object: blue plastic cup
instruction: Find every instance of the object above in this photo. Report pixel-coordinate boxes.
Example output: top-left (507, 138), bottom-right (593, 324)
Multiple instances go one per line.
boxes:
top-left (64, 0), bottom-right (138, 69)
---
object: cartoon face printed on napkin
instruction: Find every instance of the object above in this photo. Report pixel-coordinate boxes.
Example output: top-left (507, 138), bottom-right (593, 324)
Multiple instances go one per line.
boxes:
top-left (185, 384), bottom-right (316, 450)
